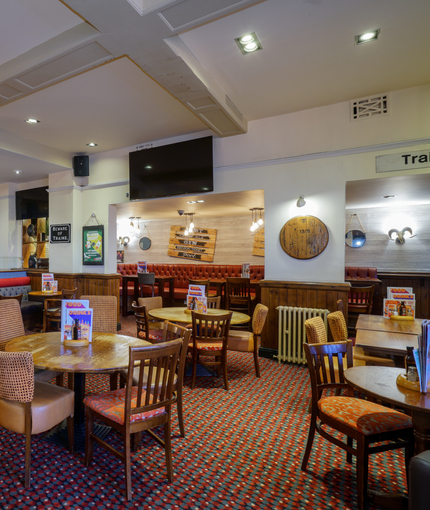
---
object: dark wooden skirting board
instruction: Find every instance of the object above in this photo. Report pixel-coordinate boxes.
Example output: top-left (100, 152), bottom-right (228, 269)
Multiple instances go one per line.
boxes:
top-left (27, 270), bottom-right (121, 323)
top-left (259, 280), bottom-right (351, 353)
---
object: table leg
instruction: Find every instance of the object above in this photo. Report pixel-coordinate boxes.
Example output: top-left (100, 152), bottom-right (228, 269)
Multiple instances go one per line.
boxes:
top-left (74, 373), bottom-right (86, 427)
top-left (122, 278), bottom-right (128, 317)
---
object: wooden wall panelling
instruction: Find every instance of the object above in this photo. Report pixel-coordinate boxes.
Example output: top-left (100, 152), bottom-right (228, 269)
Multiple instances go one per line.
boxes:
top-left (259, 281), bottom-right (351, 356)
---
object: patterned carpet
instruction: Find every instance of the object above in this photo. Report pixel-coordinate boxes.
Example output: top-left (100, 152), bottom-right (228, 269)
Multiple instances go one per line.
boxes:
top-left (1, 317), bottom-right (407, 509)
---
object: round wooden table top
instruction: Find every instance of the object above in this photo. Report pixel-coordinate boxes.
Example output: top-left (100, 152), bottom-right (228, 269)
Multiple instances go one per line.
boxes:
top-left (344, 366), bottom-right (430, 414)
top-left (28, 291), bottom-right (62, 300)
top-left (5, 331), bottom-right (150, 373)
top-left (149, 307), bottom-right (250, 325)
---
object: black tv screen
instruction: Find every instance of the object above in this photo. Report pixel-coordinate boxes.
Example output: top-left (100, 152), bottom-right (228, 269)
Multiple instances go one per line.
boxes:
top-left (129, 136), bottom-right (213, 200)
top-left (16, 186), bottom-right (49, 219)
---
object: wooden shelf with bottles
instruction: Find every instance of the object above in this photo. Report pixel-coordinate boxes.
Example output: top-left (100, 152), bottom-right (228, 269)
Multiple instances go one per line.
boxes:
top-left (22, 218), bottom-right (49, 269)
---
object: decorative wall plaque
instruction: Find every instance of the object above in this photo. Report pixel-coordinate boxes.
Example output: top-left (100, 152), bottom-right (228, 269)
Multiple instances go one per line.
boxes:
top-left (168, 225), bottom-right (217, 262)
top-left (252, 228), bottom-right (265, 257)
top-left (279, 215), bottom-right (329, 260)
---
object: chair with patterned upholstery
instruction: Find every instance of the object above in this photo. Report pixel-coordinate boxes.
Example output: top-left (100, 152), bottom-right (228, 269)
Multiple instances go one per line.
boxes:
top-left (189, 310), bottom-right (232, 390)
top-left (0, 351), bottom-right (74, 488)
top-left (227, 303), bottom-right (268, 377)
top-left (84, 339), bottom-right (182, 500)
top-left (0, 299), bottom-right (63, 384)
top-left (120, 321), bottom-right (191, 437)
top-left (302, 340), bottom-right (414, 510)
top-left (132, 302), bottom-right (164, 343)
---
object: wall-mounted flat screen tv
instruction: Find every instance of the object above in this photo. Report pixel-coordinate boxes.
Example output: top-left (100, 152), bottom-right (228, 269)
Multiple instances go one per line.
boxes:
top-left (129, 136), bottom-right (213, 200)
top-left (16, 186), bottom-right (49, 219)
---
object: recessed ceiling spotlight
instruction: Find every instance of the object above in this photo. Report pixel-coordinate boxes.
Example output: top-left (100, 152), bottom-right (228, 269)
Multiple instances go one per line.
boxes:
top-left (13, 169), bottom-right (22, 174)
top-left (355, 29), bottom-right (380, 45)
top-left (235, 32), bottom-right (262, 55)
top-left (86, 142), bottom-right (97, 147)
top-left (25, 118), bottom-right (40, 124)
top-left (383, 195), bottom-right (396, 199)
top-left (187, 200), bottom-right (197, 204)
top-left (196, 200), bottom-right (205, 203)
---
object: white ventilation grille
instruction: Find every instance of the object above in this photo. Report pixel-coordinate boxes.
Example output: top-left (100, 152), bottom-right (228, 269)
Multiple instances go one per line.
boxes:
top-left (350, 94), bottom-right (389, 121)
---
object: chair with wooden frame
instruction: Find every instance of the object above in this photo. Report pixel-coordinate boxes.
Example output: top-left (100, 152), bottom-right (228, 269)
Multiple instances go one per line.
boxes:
top-left (132, 302), bottom-right (164, 343)
top-left (120, 321), bottom-right (191, 437)
top-left (302, 340), bottom-right (414, 510)
top-left (84, 339), bottom-right (182, 500)
top-left (62, 288), bottom-right (77, 299)
top-left (207, 295), bottom-right (221, 309)
top-left (328, 304), bottom-right (395, 367)
top-left (348, 285), bottom-right (375, 331)
top-left (137, 296), bottom-right (164, 329)
top-left (226, 277), bottom-right (254, 330)
top-left (189, 310), bottom-right (232, 390)
top-left (0, 351), bottom-right (74, 488)
top-left (227, 303), bottom-right (268, 378)
top-left (188, 278), bottom-right (217, 298)
top-left (138, 272), bottom-right (156, 298)
top-left (43, 297), bottom-right (62, 332)
top-left (0, 293), bottom-right (23, 305)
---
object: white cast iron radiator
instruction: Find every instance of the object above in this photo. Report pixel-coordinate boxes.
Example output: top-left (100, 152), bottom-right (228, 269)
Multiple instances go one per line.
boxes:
top-left (275, 306), bottom-right (330, 364)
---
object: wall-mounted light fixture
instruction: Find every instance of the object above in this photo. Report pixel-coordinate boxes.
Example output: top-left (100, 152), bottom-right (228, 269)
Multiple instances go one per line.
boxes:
top-left (388, 227), bottom-right (416, 245)
top-left (296, 195), bottom-right (306, 208)
top-left (118, 236), bottom-right (130, 247)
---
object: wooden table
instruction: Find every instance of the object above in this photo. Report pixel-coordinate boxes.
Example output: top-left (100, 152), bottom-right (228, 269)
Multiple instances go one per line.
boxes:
top-left (121, 274), bottom-right (175, 316)
top-left (355, 314), bottom-right (423, 367)
top-left (28, 290), bottom-right (61, 302)
top-left (5, 331), bottom-right (150, 426)
top-left (148, 307), bottom-right (250, 325)
top-left (345, 366), bottom-right (430, 509)
top-left (356, 314), bottom-right (423, 335)
top-left (345, 366), bottom-right (430, 454)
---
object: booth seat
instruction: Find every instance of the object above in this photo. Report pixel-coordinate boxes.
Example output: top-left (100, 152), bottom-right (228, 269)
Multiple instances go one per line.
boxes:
top-left (345, 267), bottom-right (378, 281)
top-left (117, 263), bottom-right (265, 301)
top-left (0, 276), bottom-right (43, 329)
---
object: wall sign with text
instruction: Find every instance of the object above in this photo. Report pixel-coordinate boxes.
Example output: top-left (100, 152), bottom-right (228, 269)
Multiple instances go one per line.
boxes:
top-left (168, 225), bottom-right (217, 262)
top-left (50, 224), bottom-right (71, 243)
top-left (376, 150), bottom-right (430, 173)
top-left (83, 225), bottom-right (104, 265)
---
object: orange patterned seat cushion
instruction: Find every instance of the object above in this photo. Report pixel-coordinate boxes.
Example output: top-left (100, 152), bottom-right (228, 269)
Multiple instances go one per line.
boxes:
top-left (189, 341), bottom-right (223, 351)
top-left (84, 387), bottom-right (165, 425)
top-left (319, 396), bottom-right (412, 435)
top-left (137, 329), bottom-right (164, 342)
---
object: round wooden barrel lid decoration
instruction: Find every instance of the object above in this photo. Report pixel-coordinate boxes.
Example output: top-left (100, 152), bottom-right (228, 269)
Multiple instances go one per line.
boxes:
top-left (279, 215), bottom-right (329, 260)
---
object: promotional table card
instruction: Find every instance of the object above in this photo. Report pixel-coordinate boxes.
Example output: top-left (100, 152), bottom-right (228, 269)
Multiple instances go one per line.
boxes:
top-left (42, 273), bottom-right (55, 292)
top-left (137, 261), bottom-right (147, 273)
top-left (60, 300), bottom-right (91, 342)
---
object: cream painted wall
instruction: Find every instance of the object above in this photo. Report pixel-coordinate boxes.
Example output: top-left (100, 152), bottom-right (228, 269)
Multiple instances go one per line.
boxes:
top-left (345, 204), bottom-right (430, 271)
top-left (0, 182), bottom-right (20, 269)
top-left (119, 214), bottom-right (264, 266)
top-left (3, 84), bottom-right (430, 280)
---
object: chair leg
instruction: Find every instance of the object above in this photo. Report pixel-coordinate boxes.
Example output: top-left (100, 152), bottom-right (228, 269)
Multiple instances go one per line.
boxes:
top-left (24, 405), bottom-right (32, 488)
top-left (110, 372), bottom-right (118, 391)
top-left (347, 436), bottom-right (353, 463)
top-left (356, 437), bottom-right (368, 510)
top-left (176, 388), bottom-right (185, 437)
top-left (67, 415), bottom-right (74, 454)
top-left (56, 374), bottom-right (63, 387)
top-left (301, 413), bottom-right (317, 470)
top-left (253, 344), bottom-right (261, 378)
top-left (164, 420), bottom-right (173, 483)
top-left (191, 350), bottom-right (197, 389)
top-left (222, 351), bottom-right (229, 391)
top-left (68, 373), bottom-right (74, 390)
top-left (124, 431), bottom-right (132, 500)
top-left (84, 407), bottom-right (94, 467)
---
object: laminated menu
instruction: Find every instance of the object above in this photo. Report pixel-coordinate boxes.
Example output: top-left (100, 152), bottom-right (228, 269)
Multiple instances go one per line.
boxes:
top-left (60, 300), bottom-right (92, 342)
top-left (42, 273), bottom-right (55, 292)
top-left (413, 320), bottom-right (430, 393)
top-left (187, 284), bottom-right (207, 313)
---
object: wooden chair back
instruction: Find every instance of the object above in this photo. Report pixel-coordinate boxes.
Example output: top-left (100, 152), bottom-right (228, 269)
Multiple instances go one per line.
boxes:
top-left (0, 293), bottom-right (23, 305)
top-left (43, 298), bottom-right (63, 332)
top-left (304, 340), bottom-right (353, 400)
top-left (138, 272), bottom-right (155, 297)
top-left (226, 277), bottom-right (253, 316)
top-left (62, 288), bottom-right (77, 299)
top-left (80, 295), bottom-right (117, 333)
top-left (348, 286), bottom-right (374, 314)
top-left (124, 339), bottom-right (182, 416)
top-left (0, 299), bottom-right (25, 350)
top-left (207, 295), bottom-right (221, 309)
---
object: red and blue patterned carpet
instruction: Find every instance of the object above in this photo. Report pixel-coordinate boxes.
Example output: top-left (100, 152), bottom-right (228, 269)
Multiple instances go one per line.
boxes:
top-left (1, 318), bottom-right (407, 509)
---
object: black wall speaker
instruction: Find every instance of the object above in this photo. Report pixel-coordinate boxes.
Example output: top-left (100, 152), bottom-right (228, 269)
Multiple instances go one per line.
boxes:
top-left (73, 155), bottom-right (89, 176)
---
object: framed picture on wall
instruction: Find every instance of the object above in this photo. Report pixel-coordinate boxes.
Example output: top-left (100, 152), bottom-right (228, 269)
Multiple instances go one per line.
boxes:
top-left (117, 249), bottom-right (124, 263)
top-left (83, 225), bottom-right (104, 265)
